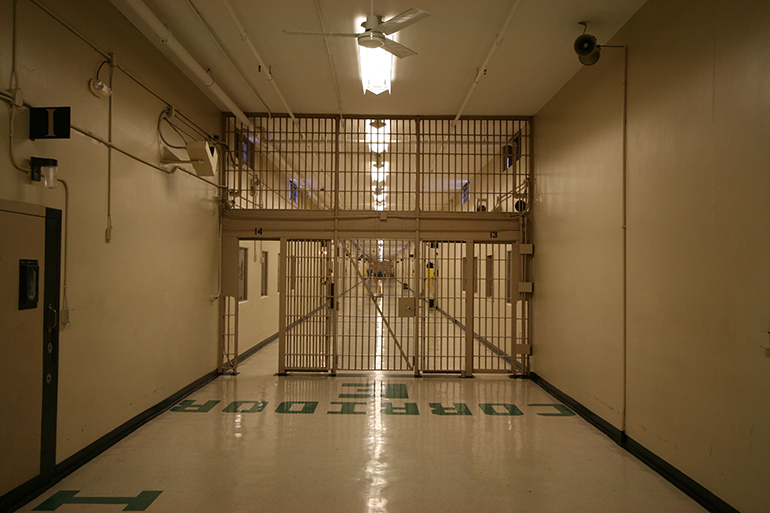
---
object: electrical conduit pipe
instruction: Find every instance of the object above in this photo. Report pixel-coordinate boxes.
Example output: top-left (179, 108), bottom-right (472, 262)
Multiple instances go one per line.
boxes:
top-left (116, 0), bottom-right (254, 130)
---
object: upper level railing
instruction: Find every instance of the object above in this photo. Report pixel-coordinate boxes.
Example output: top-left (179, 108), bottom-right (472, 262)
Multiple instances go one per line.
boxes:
top-left (222, 114), bottom-right (530, 215)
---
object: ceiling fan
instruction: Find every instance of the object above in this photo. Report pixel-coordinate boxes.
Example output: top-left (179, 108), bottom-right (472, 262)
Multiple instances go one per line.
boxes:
top-left (284, 3), bottom-right (430, 58)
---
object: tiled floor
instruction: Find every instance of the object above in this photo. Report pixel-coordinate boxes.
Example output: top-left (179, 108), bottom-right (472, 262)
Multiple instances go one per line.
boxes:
top-left (19, 342), bottom-right (706, 512)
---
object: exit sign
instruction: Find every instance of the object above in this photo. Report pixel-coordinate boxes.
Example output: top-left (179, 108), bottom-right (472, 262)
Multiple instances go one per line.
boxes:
top-left (29, 107), bottom-right (70, 140)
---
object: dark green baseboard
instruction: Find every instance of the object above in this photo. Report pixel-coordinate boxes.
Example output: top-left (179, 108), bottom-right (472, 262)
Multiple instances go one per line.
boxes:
top-left (530, 372), bottom-right (739, 513)
top-left (238, 332), bottom-right (278, 362)
top-left (2, 368), bottom-right (219, 513)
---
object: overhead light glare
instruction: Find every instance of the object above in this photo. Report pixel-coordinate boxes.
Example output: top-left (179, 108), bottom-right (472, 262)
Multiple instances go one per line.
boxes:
top-left (359, 45), bottom-right (392, 95)
top-left (370, 161), bottom-right (389, 183)
top-left (366, 120), bottom-right (390, 153)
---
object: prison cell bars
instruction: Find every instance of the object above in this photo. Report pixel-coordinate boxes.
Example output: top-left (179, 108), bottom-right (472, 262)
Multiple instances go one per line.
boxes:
top-left (219, 295), bottom-right (238, 374)
top-left (224, 116), bottom-right (530, 214)
top-left (277, 238), bottom-right (526, 376)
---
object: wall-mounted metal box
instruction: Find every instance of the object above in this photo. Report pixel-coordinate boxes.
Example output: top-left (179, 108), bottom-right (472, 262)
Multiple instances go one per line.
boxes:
top-left (398, 297), bottom-right (416, 317)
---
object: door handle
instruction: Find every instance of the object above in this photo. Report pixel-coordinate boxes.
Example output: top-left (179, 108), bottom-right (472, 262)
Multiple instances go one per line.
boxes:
top-left (47, 304), bottom-right (58, 333)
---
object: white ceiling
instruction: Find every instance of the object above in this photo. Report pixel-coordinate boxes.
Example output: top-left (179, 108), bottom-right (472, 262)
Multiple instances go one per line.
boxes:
top-left (110, 0), bottom-right (646, 118)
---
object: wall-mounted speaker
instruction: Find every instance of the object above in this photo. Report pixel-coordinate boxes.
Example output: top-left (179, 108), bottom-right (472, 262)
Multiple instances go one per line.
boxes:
top-left (574, 29), bottom-right (601, 66)
top-left (579, 51), bottom-right (601, 66)
top-left (574, 34), bottom-right (597, 56)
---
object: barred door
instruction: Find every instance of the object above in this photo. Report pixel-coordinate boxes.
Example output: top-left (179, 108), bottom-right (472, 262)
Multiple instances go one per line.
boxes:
top-left (281, 239), bottom-right (332, 372)
top-left (472, 242), bottom-right (518, 374)
top-left (335, 239), bottom-right (416, 372)
top-left (419, 241), bottom-right (467, 373)
top-left (279, 238), bottom-right (529, 375)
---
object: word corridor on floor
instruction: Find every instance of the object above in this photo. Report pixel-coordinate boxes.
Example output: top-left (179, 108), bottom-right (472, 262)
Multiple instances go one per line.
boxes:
top-left (171, 382), bottom-right (576, 417)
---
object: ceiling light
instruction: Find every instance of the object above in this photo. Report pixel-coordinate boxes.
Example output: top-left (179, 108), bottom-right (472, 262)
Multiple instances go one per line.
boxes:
top-left (359, 45), bottom-right (392, 95)
top-left (366, 120), bottom-right (390, 153)
top-left (370, 161), bottom-right (389, 183)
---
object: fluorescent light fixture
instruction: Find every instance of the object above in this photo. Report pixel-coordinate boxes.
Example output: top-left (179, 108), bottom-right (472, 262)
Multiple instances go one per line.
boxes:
top-left (367, 116), bottom-right (390, 210)
top-left (359, 45), bottom-right (392, 95)
top-left (371, 162), bottom-right (388, 210)
top-left (366, 120), bottom-right (390, 153)
top-left (370, 161), bottom-right (389, 183)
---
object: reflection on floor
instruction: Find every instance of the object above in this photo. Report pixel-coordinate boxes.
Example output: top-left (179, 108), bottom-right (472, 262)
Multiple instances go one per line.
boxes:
top-left (20, 342), bottom-right (706, 513)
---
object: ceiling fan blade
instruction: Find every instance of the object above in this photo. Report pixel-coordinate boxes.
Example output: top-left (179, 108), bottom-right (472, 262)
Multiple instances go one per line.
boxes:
top-left (376, 7), bottom-right (430, 35)
top-left (381, 38), bottom-right (417, 58)
top-left (283, 30), bottom-right (358, 37)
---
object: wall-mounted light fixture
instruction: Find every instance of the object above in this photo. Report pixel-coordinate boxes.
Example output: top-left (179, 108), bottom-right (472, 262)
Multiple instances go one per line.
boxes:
top-left (30, 157), bottom-right (58, 189)
top-left (89, 59), bottom-right (112, 98)
top-left (89, 78), bottom-right (111, 98)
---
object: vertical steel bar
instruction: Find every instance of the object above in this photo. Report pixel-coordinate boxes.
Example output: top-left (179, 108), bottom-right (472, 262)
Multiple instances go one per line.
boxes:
top-left (278, 237), bottom-right (287, 374)
top-left (334, 116), bottom-right (340, 215)
top-left (464, 240), bottom-right (474, 377)
top-left (331, 236), bottom-right (338, 374)
top-left (413, 234), bottom-right (421, 375)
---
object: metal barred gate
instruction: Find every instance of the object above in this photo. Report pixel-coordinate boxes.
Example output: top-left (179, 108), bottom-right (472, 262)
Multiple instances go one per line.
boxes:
top-left (219, 113), bottom-right (534, 376)
top-left (281, 239), bottom-right (332, 371)
top-left (278, 238), bottom-right (530, 376)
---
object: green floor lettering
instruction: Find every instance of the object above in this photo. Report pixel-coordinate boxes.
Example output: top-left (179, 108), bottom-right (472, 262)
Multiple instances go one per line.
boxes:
top-left (382, 383), bottom-right (409, 399)
top-left (479, 403), bottom-right (524, 415)
top-left (33, 490), bottom-right (162, 511)
top-left (339, 383), bottom-right (375, 398)
top-left (339, 382), bottom-right (408, 399)
top-left (275, 401), bottom-right (318, 414)
top-left (429, 402), bottom-right (472, 415)
top-left (328, 401), bottom-right (367, 414)
top-left (528, 403), bottom-right (576, 416)
top-left (382, 402), bottom-right (419, 415)
top-left (223, 401), bottom-right (268, 413)
top-left (170, 400), bottom-right (220, 413)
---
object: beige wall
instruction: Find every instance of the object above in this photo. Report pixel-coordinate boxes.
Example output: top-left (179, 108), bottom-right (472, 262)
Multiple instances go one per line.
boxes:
top-left (1, 0), bottom-right (222, 463)
top-left (533, 1), bottom-right (770, 511)
top-left (238, 240), bottom-right (280, 351)
top-left (532, 43), bottom-right (626, 428)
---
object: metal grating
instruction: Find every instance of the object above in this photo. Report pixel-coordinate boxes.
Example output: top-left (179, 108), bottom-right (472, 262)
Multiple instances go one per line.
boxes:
top-left (220, 295), bottom-right (238, 374)
top-left (278, 237), bottom-right (530, 376)
top-left (223, 115), bottom-right (530, 214)
top-left (419, 241), bottom-right (467, 373)
top-left (420, 119), bottom-right (529, 213)
top-left (336, 239), bottom-right (416, 371)
top-left (283, 239), bottom-right (332, 371)
top-left (472, 242), bottom-right (516, 373)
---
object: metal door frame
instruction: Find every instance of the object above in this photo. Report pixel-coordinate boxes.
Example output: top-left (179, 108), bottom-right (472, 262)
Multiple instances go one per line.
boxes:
top-left (267, 232), bottom-right (531, 377)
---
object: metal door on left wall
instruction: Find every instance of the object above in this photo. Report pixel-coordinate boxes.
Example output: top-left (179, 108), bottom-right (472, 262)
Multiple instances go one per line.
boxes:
top-left (0, 200), bottom-right (61, 510)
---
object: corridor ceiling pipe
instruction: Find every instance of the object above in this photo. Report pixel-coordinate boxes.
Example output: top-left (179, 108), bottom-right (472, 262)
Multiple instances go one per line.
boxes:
top-left (222, 0), bottom-right (298, 124)
top-left (452, 0), bottom-right (522, 127)
top-left (114, 0), bottom-right (254, 130)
